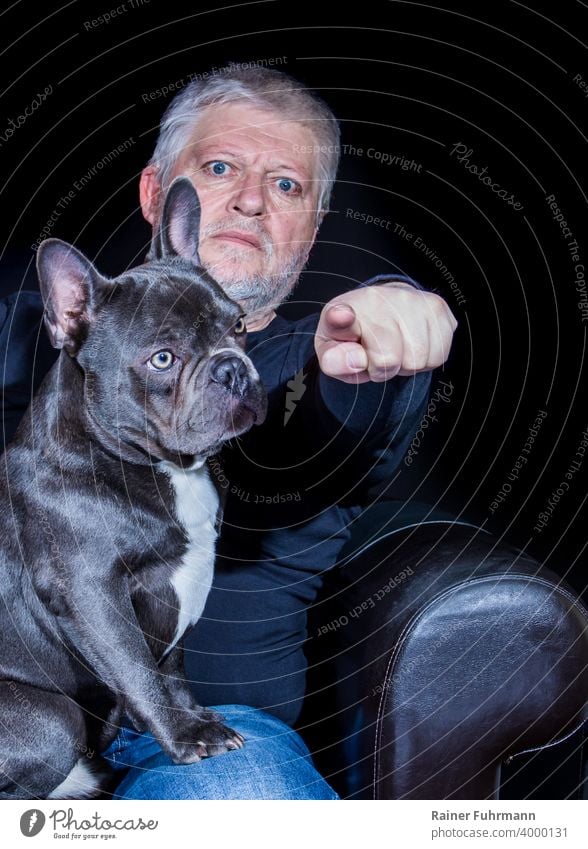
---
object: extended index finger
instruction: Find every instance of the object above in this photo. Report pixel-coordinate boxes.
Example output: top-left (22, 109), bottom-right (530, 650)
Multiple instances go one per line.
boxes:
top-left (318, 302), bottom-right (362, 343)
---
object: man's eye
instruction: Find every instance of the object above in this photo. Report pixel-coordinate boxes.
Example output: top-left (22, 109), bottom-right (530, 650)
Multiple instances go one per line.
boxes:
top-left (147, 350), bottom-right (176, 371)
top-left (276, 177), bottom-right (300, 195)
top-left (204, 161), bottom-right (231, 177)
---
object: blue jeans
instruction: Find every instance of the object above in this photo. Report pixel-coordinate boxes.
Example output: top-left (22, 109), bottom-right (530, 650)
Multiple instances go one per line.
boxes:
top-left (102, 704), bottom-right (339, 800)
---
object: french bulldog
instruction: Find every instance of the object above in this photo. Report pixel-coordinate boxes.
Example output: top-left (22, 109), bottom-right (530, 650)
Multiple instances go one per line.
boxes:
top-left (0, 177), bottom-right (267, 799)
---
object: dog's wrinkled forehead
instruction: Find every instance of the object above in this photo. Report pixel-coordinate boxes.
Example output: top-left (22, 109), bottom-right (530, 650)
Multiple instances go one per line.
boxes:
top-left (94, 258), bottom-right (243, 351)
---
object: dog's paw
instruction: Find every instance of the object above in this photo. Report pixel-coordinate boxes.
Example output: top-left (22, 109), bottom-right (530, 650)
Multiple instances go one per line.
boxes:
top-left (192, 721), bottom-right (246, 758)
top-left (164, 718), bottom-right (246, 763)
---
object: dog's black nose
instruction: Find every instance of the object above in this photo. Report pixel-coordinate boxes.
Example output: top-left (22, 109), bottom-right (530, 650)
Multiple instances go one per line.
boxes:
top-left (208, 354), bottom-right (250, 396)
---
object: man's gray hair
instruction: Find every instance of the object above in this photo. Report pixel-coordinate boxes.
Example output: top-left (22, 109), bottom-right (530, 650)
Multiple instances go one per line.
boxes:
top-left (148, 66), bottom-right (340, 214)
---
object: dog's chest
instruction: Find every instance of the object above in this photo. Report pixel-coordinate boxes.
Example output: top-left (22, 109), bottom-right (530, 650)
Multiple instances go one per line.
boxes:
top-left (160, 461), bottom-right (219, 652)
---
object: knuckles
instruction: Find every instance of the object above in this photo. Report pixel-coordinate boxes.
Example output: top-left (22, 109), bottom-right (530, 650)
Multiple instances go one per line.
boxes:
top-left (318, 286), bottom-right (457, 381)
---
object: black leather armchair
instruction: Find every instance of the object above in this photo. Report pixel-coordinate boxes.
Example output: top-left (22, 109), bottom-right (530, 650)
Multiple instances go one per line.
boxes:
top-left (300, 500), bottom-right (588, 800)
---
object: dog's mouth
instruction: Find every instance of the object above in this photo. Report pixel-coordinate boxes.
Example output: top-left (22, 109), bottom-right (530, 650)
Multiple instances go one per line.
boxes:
top-left (187, 393), bottom-right (266, 437)
top-left (165, 388), bottom-right (265, 457)
top-left (228, 391), bottom-right (267, 426)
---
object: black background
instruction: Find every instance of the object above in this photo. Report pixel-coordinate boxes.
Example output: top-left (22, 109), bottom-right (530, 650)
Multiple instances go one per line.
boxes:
top-left (1, 0), bottom-right (586, 598)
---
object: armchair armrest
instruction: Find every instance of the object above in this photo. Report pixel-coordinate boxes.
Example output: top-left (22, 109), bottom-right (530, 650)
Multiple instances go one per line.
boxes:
top-left (304, 502), bottom-right (588, 800)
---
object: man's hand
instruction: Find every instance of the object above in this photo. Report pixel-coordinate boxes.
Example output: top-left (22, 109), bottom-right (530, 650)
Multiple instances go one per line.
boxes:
top-left (314, 281), bottom-right (458, 384)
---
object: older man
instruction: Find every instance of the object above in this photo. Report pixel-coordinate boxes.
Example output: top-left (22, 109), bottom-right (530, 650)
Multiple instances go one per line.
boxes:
top-left (1, 66), bottom-right (456, 799)
top-left (139, 74), bottom-right (454, 375)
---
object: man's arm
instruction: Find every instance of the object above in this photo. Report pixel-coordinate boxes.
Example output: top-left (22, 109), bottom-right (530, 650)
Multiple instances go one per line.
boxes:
top-left (292, 339), bottom-right (431, 506)
top-left (286, 272), bottom-right (450, 504)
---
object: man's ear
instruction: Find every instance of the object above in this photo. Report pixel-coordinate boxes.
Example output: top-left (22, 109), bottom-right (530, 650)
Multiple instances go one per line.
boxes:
top-left (139, 165), bottom-right (161, 225)
top-left (36, 239), bottom-right (108, 355)
top-left (148, 176), bottom-right (202, 264)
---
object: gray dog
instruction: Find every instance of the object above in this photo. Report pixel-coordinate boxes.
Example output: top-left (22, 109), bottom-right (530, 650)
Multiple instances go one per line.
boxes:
top-left (0, 177), bottom-right (267, 799)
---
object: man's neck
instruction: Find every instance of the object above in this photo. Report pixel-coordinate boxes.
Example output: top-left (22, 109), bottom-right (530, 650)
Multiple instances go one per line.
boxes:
top-left (245, 310), bottom-right (277, 333)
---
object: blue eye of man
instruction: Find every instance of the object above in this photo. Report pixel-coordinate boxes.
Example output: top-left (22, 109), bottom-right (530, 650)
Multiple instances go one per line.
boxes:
top-left (277, 178), bottom-right (295, 193)
top-left (211, 161), bottom-right (228, 175)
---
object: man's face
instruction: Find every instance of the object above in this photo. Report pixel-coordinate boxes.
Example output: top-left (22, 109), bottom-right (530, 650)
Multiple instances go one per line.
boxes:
top-left (145, 102), bottom-right (323, 313)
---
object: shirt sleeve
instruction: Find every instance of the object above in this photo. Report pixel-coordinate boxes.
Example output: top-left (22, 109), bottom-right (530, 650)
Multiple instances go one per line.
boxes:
top-left (340, 273), bottom-right (432, 498)
top-left (356, 272), bottom-right (428, 291)
top-left (313, 363), bottom-right (431, 504)
top-left (291, 342), bottom-right (431, 507)
top-left (281, 273), bottom-right (433, 505)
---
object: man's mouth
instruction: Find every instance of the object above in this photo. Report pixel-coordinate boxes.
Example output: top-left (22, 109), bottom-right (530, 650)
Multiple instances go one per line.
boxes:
top-left (212, 230), bottom-right (262, 250)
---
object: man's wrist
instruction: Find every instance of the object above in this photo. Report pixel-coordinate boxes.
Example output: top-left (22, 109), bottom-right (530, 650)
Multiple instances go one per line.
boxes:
top-left (358, 273), bottom-right (426, 292)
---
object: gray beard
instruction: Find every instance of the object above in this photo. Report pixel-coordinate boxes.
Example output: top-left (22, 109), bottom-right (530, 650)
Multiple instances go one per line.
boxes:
top-left (203, 245), bottom-right (309, 314)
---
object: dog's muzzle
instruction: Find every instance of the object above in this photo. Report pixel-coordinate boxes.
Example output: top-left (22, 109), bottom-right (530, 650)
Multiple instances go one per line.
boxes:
top-left (208, 351), bottom-right (251, 397)
top-left (206, 349), bottom-right (267, 426)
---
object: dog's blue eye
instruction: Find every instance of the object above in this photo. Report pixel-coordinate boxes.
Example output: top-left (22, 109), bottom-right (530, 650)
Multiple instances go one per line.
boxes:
top-left (148, 350), bottom-right (175, 371)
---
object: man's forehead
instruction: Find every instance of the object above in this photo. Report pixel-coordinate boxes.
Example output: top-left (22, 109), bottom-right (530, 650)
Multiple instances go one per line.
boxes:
top-left (184, 102), bottom-right (319, 167)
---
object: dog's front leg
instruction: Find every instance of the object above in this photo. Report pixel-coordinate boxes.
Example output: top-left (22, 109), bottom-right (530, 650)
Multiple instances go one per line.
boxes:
top-left (56, 574), bottom-right (244, 763)
top-left (157, 642), bottom-right (225, 724)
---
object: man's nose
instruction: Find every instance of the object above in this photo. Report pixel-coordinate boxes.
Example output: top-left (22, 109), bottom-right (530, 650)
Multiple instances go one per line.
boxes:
top-left (229, 174), bottom-right (266, 217)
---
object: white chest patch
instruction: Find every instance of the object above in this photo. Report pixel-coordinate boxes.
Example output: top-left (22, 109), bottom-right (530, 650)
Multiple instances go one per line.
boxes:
top-left (160, 459), bottom-right (219, 655)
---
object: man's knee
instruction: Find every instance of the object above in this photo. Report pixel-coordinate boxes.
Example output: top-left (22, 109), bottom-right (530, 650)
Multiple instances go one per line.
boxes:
top-left (107, 706), bottom-right (339, 800)
top-left (115, 756), bottom-right (338, 800)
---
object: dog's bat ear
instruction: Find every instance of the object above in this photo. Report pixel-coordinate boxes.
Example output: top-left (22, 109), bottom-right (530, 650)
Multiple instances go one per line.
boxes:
top-left (36, 239), bottom-right (108, 355)
top-left (152, 177), bottom-right (202, 264)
